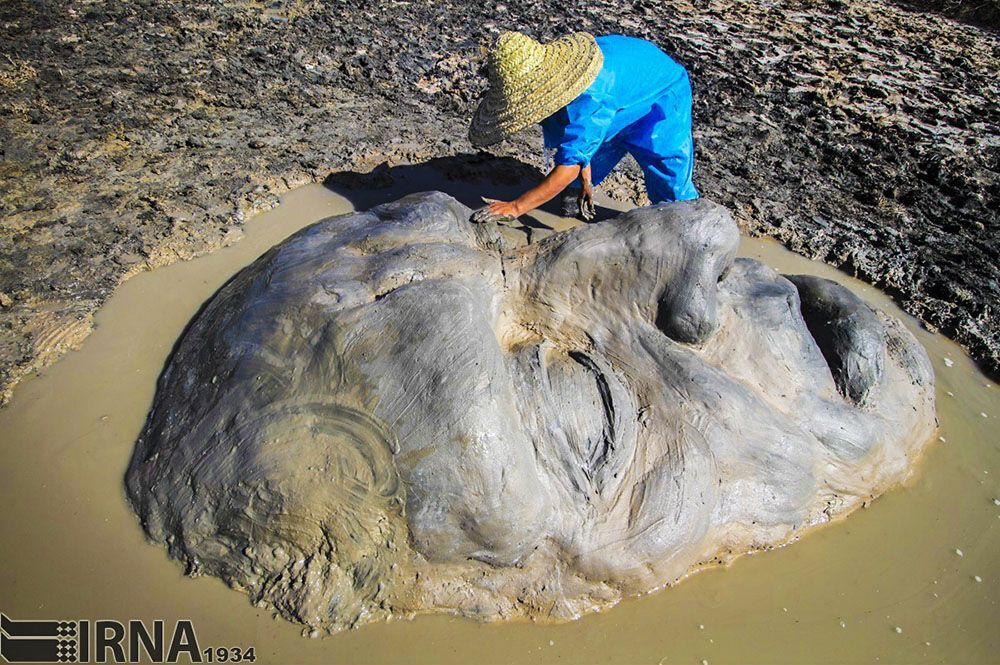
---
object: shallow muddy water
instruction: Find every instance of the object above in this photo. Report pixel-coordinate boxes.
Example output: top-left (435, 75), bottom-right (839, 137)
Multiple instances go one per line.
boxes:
top-left (1, 169), bottom-right (997, 664)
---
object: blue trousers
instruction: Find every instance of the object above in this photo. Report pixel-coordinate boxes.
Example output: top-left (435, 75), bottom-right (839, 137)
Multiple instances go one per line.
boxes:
top-left (589, 74), bottom-right (698, 203)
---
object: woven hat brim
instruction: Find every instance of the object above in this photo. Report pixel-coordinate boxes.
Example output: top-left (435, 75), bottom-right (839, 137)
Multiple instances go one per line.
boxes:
top-left (469, 33), bottom-right (603, 148)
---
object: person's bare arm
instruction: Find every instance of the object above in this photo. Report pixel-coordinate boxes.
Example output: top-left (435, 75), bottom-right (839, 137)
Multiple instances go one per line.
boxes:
top-left (473, 164), bottom-right (581, 221)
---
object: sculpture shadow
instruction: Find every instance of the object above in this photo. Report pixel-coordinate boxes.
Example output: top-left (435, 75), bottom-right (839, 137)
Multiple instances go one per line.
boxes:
top-left (322, 153), bottom-right (623, 228)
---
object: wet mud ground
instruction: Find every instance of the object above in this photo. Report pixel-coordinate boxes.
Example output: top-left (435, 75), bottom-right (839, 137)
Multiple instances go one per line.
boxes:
top-left (0, 0), bottom-right (998, 405)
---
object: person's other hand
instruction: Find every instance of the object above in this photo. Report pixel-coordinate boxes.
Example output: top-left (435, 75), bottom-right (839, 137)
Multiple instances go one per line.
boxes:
top-left (578, 164), bottom-right (596, 221)
top-left (471, 197), bottom-right (520, 225)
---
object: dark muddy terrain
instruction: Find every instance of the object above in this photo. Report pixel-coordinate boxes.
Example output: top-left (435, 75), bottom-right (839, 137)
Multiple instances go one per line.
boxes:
top-left (1, 0), bottom-right (997, 404)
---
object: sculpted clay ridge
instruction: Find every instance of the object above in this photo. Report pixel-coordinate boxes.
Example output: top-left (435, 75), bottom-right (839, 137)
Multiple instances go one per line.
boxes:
top-left (125, 192), bottom-right (936, 632)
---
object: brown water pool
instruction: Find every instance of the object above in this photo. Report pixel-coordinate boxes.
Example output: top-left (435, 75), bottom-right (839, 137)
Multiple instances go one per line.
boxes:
top-left (1, 172), bottom-right (996, 664)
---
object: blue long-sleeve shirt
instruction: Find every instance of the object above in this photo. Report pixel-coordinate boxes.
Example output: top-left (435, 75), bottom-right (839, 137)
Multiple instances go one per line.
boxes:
top-left (540, 35), bottom-right (688, 167)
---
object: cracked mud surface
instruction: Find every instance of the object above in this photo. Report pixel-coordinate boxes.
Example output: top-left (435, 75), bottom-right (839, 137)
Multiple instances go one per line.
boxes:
top-left (1, 0), bottom-right (998, 404)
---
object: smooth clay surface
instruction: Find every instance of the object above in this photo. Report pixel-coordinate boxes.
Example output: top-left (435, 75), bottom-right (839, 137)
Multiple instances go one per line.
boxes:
top-left (125, 191), bottom-right (937, 632)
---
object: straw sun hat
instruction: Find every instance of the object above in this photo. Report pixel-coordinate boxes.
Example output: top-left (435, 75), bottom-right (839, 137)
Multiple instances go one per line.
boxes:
top-left (469, 31), bottom-right (603, 147)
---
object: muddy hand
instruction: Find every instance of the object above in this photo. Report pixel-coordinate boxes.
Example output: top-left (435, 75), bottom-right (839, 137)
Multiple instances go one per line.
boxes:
top-left (471, 197), bottom-right (517, 226)
top-left (578, 165), bottom-right (596, 221)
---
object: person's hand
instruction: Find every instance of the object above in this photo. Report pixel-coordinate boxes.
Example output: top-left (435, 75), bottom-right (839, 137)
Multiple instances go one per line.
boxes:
top-left (471, 197), bottom-right (520, 225)
top-left (578, 164), bottom-right (596, 221)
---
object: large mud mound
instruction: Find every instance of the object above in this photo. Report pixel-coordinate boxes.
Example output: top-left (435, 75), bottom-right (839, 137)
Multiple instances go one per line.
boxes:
top-left (126, 192), bottom-right (936, 632)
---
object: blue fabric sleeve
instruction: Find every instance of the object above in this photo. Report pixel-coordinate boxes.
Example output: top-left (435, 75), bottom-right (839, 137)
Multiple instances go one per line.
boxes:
top-left (553, 94), bottom-right (616, 167)
top-left (541, 114), bottom-right (562, 150)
